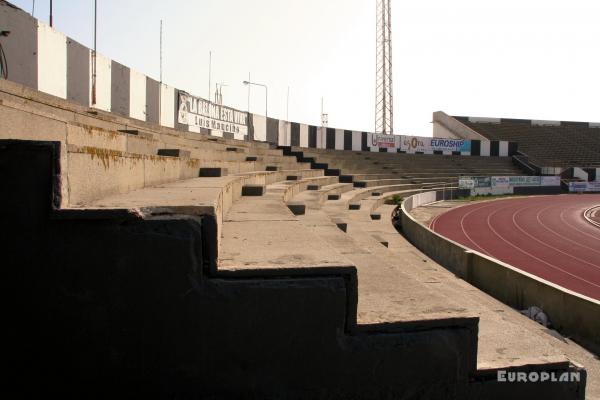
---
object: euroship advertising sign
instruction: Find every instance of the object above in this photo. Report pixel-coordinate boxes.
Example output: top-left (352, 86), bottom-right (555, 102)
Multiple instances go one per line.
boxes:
top-left (400, 135), bottom-right (471, 153)
top-left (178, 92), bottom-right (248, 136)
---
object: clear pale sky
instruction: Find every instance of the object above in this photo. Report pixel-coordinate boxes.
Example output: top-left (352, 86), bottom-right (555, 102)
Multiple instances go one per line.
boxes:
top-left (13, 0), bottom-right (600, 135)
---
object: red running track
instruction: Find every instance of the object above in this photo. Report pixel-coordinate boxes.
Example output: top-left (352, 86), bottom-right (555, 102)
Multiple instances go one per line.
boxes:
top-left (430, 194), bottom-right (600, 301)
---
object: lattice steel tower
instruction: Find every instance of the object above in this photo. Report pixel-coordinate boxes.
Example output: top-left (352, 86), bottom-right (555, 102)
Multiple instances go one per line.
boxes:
top-left (375, 0), bottom-right (393, 135)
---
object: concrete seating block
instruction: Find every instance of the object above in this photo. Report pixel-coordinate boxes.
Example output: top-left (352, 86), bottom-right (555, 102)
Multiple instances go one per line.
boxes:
top-left (353, 181), bottom-right (367, 188)
top-left (327, 194), bottom-right (340, 200)
top-left (372, 192), bottom-right (382, 196)
top-left (349, 202), bottom-right (361, 210)
top-left (370, 213), bottom-right (382, 220)
top-left (372, 234), bottom-right (389, 247)
top-left (307, 184), bottom-right (320, 190)
top-left (266, 166), bottom-right (279, 171)
top-left (199, 167), bottom-right (228, 177)
top-left (157, 149), bottom-right (191, 158)
top-left (242, 185), bottom-right (265, 196)
top-left (325, 169), bottom-right (341, 176)
top-left (339, 175), bottom-right (354, 183)
top-left (286, 175), bottom-right (299, 181)
top-left (332, 218), bottom-right (347, 233)
top-left (246, 156), bottom-right (258, 162)
top-left (287, 201), bottom-right (306, 215)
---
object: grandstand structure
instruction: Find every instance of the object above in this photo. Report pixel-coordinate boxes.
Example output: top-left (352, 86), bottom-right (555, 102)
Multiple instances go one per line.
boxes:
top-left (433, 112), bottom-right (600, 176)
top-left (1, 1), bottom-right (598, 398)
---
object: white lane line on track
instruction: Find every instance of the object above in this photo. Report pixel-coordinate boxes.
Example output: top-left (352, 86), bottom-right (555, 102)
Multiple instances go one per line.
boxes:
top-left (457, 202), bottom-right (495, 256)
top-left (512, 205), bottom-right (600, 271)
top-left (486, 202), bottom-right (600, 290)
top-left (560, 208), bottom-right (600, 243)
top-left (584, 205), bottom-right (600, 229)
top-left (536, 205), bottom-right (600, 256)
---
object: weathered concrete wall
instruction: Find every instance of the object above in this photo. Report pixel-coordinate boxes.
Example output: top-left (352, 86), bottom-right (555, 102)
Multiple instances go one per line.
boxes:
top-left (0, 1), bottom-right (37, 88)
top-left (129, 68), bottom-right (146, 121)
top-left (159, 83), bottom-right (175, 128)
top-left (37, 21), bottom-right (67, 98)
top-left (145, 77), bottom-right (160, 125)
top-left (67, 38), bottom-right (90, 105)
top-left (90, 51), bottom-right (112, 111)
top-left (401, 191), bottom-right (600, 354)
top-left (110, 61), bottom-right (130, 116)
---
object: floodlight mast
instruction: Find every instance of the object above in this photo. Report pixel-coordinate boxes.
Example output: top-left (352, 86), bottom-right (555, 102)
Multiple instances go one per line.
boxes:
top-left (375, 0), bottom-right (393, 135)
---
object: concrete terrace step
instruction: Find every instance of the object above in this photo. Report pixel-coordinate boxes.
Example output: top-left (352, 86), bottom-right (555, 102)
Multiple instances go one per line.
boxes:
top-left (297, 197), bottom-right (590, 380)
top-left (291, 182), bottom-right (355, 209)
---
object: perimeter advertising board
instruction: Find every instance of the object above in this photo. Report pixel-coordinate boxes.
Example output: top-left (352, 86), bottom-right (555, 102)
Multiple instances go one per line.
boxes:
top-left (459, 176), bottom-right (491, 189)
top-left (400, 135), bottom-right (471, 153)
top-left (178, 91), bottom-right (249, 136)
top-left (371, 133), bottom-right (399, 148)
top-left (569, 181), bottom-right (600, 192)
top-left (508, 176), bottom-right (542, 187)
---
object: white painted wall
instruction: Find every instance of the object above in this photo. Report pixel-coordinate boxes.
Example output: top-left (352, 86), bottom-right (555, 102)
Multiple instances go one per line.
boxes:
top-left (252, 114), bottom-right (266, 142)
top-left (37, 22), bottom-right (67, 99)
top-left (129, 69), bottom-right (147, 121)
top-left (299, 124), bottom-right (309, 147)
top-left (499, 141), bottom-right (509, 157)
top-left (335, 129), bottom-right (344, 150)
top-left (316, 127), bottom-right (325, 149)
top-left (278, 120), bottom-right (289, 146)
top-left (480, 140), bottom-right (491, 157)
top-left (160, 84), bottom-right (175, 128)
top-left (89, 52), bottom-right (112, 112)
top-left (188, 125), bottom-right (201, 133)
top-left (352, 131), bottom-right (362, 151)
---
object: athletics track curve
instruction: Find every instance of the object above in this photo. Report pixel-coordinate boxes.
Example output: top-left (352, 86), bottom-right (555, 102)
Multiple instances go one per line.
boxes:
top-left (430, 194), bottom-right (600, 301)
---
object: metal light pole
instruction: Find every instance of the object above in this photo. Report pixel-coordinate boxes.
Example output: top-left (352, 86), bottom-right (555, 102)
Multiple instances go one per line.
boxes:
top-left (243, 80), bottom-right (267, 119)
top-left (91, 0), bottom-right (97, 106)
top-left (49, 0), bottom-right (53, 27)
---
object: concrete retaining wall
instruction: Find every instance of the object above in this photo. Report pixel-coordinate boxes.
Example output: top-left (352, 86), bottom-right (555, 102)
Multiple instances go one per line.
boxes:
top-left (400, 192), bottom-right (600, 354)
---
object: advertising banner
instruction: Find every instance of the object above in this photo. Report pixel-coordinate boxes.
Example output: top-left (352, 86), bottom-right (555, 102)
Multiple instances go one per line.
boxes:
top-left (540, 176), bottom-right (561, 186)
top-left (400, 135), bottom-right (471, 153)
top-left (178, 91), bottom-right (248, 136)
top-left (508, 176), bottom-right (542, 187)
top-left (569, 181), bottom-right (600, 192)
top-left (458, 178), bottom-right (475, 189)
top-left (371, 133), bottom-right (398, 148)
top-left (491, 176), bottom-right (510, 188)
top-left (459, 176), bottom-right (491, 189)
